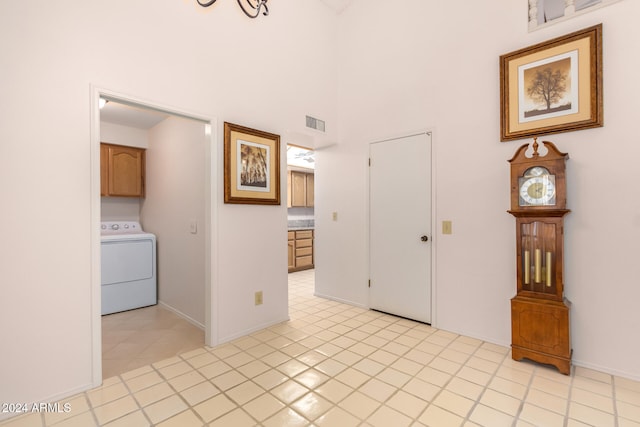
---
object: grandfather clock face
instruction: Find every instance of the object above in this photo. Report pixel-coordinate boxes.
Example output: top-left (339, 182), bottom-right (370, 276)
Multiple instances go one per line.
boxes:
top-left (518, 167), bottom-right (556, 207)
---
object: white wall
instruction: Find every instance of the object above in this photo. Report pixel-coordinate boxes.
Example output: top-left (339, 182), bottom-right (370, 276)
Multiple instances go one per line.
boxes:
top-left (101, 121), bottom-right (149, 149)
top-left (0, 0), bottom-right (337, 413)
top-left (315, 0), bottom-right (640, 380)
top-left (141, 116), bottom-right (207, 327)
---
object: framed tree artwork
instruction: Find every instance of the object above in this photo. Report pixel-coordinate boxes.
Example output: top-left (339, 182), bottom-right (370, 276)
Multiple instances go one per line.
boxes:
top-left (224, 122), bottom-right (281, 205)
top-left (500, 24), bottom-right (603, 141)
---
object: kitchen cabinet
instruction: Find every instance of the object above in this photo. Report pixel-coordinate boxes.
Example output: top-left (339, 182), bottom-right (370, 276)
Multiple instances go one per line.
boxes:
top-left (305, 173), bottom-right (314, 207)
top-left (287, 171), bottom-right (314, 208)
top-left (288, 229), bottom-right (314, 272)
top-left (101, 143), bottom-right (146, 197)
top-left (287, 231), bottom-right (295, 270)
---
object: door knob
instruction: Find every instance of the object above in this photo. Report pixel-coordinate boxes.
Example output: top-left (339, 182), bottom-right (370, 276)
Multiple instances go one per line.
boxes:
top-left (420, 235), bottom-right (429, 242)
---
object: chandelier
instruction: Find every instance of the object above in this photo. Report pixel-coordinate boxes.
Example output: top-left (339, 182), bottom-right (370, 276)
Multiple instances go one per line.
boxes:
top-left (197, 0), bottom-right (269, 18)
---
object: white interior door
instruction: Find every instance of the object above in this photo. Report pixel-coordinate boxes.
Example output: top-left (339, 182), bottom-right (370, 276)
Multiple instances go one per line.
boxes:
top-left (369, 132), bottom-right (432, 323)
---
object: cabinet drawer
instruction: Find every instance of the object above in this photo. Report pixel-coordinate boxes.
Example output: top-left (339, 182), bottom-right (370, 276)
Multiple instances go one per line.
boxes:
top-left (296, 247), bottom-right (312, 257)
top-left (296, 238), bottom-right (313, 248)
top-left (296, 230), bottom-right (313, 239)
top-left (288, 231), bottom-right (295, 241)
top-left (296, 255), bottom-right (313, 267)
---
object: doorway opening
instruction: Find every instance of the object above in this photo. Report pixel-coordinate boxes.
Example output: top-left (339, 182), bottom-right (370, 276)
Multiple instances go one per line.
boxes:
top-left (286, 145), bottom-right (316, 277)
top-left (91, 89), bottom-right (217, 384)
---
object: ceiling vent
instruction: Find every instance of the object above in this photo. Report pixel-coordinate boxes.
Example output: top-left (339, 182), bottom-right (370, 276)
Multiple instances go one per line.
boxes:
top-left (306, 115), bottom-right (326, 132)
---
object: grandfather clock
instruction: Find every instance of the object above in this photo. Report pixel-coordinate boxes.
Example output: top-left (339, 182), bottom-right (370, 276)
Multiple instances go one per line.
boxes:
top-left (508, 139), bottom-right (571, 375)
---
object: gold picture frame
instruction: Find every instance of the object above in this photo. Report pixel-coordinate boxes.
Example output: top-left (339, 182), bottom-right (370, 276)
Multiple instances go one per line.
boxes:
top-left (224, 122), bottom-right (281, 205)
top-left (500, 24), bottom-right (603, 141)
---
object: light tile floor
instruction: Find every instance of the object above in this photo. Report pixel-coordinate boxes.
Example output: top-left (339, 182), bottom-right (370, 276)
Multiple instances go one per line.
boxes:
top-left (3, 269), bottom-right (640, 426)
top-left (102, 304), bottom-right (205, 379)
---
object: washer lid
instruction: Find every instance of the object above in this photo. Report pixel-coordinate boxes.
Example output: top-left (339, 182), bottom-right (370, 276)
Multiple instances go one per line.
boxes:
top-left (101, 232), bottom-right (155, 242)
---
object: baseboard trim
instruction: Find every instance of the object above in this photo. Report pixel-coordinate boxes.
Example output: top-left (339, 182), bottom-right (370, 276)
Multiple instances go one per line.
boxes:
top-left (158, 301), bottom-right (205, 330)
top-left (313, 292), bottom-right (368, 309)
top-left (217, 317), bottom-right (291, 345)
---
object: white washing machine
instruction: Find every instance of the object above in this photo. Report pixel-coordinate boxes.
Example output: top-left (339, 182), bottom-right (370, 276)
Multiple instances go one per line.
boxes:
top-left (101, 221), bottom-right (157, 315)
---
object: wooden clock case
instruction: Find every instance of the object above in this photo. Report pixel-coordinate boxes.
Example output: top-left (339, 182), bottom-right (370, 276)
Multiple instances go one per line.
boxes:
top-left (508, 139), bottom-right (572, 375)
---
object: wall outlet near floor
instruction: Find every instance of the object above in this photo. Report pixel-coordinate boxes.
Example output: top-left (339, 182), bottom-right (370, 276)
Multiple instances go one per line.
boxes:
top-left (255, 291), bottom-right (263, 306)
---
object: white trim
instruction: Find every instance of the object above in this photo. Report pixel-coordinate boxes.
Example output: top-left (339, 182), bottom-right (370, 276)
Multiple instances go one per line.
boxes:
top-left (429, 129), bottom-right (438, 329)
top-left (90, 87), bottom-right (103, 388)
top-left (89, 86), bottom-right (219, 389)
top-left (158, 301), bottom-right (205, 330)
top-left (313, 292), bottom-right (368, 309)
top-left (571, 359), bottom-right (640, 382)
top-left (217, 317), bottom-right (291, 345)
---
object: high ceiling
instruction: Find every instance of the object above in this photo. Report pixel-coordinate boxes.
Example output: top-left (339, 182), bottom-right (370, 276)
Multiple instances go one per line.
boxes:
top-left (319, 0), bottom-right (353, 14)
top-left (100, 0), bottom-right (355, 129)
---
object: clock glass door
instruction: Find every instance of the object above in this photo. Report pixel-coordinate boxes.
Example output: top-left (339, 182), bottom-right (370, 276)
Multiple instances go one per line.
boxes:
top-left (521, 221), bottom-right (557, 296)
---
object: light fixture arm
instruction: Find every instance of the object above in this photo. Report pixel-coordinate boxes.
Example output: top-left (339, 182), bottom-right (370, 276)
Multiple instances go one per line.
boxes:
top-left (196, 0), bottom-right (269, 18)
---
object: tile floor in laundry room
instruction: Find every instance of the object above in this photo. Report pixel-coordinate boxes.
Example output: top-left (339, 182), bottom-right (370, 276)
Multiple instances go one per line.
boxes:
top-left (101, 303), bottom-right (205, 380)
top-left (2, 269), bottom-right (640, 426)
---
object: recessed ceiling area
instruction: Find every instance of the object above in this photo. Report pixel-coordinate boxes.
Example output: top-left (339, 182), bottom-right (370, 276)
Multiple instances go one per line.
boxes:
top-left (100, 100), bottom-right (170, 130)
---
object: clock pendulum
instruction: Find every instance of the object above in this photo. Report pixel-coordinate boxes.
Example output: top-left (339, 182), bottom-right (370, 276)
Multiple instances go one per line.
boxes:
top-left (508, 138), bottom-right (572, 375)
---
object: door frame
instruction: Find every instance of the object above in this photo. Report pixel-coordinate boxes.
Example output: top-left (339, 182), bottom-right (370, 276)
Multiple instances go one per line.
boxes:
top-left (367, 129), bottom-right (437, 327)
top-left (89, 86), bottom-right (219, 386)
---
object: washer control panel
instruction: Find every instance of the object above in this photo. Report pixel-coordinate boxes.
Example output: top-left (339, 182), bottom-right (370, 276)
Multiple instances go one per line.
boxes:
top-left (100, 221), bottom-right (144, 235)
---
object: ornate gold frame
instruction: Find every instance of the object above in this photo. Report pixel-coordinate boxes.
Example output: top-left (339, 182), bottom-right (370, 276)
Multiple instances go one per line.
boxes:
top-left (224, 122), bottom-right (281, 205)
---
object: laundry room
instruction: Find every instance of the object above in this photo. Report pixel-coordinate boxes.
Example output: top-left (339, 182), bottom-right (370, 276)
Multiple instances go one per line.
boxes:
top-left (99, 100), bottom-right (208, 375)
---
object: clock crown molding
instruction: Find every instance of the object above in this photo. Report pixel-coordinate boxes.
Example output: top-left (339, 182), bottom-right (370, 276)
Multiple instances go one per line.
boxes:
top-left (509, 138), bottom-right (568, 212)
top-left (508, 138), bottom-right (568, 165)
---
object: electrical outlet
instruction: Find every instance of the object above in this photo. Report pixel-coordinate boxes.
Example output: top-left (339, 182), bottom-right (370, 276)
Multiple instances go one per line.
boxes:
top-left (255, 291), bottom-right (263, 306)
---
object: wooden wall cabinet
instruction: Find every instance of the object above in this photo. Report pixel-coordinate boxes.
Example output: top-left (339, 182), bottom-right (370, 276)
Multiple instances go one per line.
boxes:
top-left (287, 171), bottom-right (314, 208)
top-left (288, 229), bottom-right (314, 272)
top-left (305, 173), bottom-right (314, 207)
top-left (101, 143), bottom-right (146, 198)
